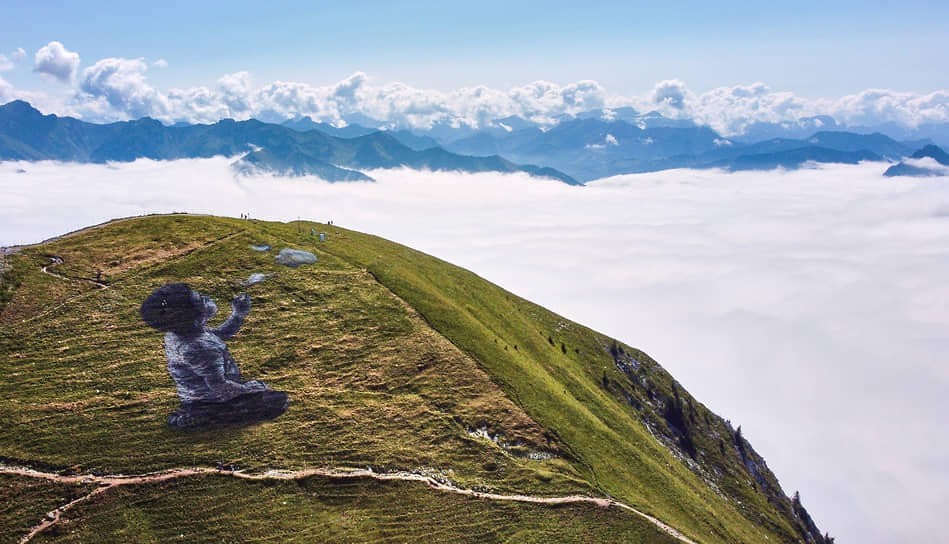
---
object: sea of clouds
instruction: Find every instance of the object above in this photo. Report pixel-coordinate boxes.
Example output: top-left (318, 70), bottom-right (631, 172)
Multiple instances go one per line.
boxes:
top-left (2, 41), bottom-right (949, 137)
top-left (1, 159), bottom-right (948, 543)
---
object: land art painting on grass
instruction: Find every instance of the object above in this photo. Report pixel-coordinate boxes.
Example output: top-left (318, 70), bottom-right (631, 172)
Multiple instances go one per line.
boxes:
top-left (136, 244), bottom-right (320, 429)
top-left (0, 214), bottom-right (829, 544)
top-left (140, 284), bottom-right (289, 429)
top-left (1, 158), bottom-right (948, 541)
top-left (2, 2), bottom-right (948, 540)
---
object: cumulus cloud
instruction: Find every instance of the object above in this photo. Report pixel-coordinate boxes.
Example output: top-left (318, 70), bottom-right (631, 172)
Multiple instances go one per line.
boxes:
top-left (68, 67), bottom-right (942, 137)
top-left (696, 83), bottom-right (809, 134)
top-left (505, 79), bottom-right (606, 124)
top-left (216, 71), bottom-right (253, 115)
top-left (1, 160), bottom-right (948, 544)
top-left (650, 79), bottom-right (691, 110)
top-left (254, 78), bottom-right (346, 124)
top-left (0, 48), bottom-right (22, 72)
top-left (831, 88), bottom-right (949, 128)
top-left (9, 45), bottom-right (949, 137)
top-left (331, 70), bottom-right (367, 101)
top-left (58, 63), bottom-right (614, 129)
top-left (615, 80), bottom-right (949, 136)
top-left (79, 57), bottom-right (168, 119)
top-left (33, 41), bottom-right (80, 83)
top-left (0, 76), bottom-right (12, 102)
top-left (618, 80), bottom-right (815, 135)
top-left (586, 133), bottom-right (619, 149)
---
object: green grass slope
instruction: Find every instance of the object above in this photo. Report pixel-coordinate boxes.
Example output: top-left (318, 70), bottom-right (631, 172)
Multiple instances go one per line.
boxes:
top-left (0, 215), bottom-right (824, 543)
top-left (23, 474), bottom-right (680, 544)
top-left (0, 475), bottom-right (96, 540)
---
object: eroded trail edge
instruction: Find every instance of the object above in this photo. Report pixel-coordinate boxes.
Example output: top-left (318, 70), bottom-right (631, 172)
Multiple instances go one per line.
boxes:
top-left (0, 464), bottom-right (697, 544)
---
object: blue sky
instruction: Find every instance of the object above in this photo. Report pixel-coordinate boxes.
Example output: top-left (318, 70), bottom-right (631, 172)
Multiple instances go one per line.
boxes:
top-left (3, 0), bottom-right (947, 95)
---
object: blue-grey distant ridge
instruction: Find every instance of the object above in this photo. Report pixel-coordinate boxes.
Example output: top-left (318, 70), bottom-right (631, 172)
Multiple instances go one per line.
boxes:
top-left (883, 145), bottom-right (949, 177)
top-left (0, 100), bottom-right (580, 185)
top-left (2, 99), bottom-right (940, 182)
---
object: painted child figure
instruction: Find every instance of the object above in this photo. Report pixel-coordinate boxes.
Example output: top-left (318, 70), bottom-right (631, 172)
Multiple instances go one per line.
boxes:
top-left (141, 283), bottom-right (288, 428)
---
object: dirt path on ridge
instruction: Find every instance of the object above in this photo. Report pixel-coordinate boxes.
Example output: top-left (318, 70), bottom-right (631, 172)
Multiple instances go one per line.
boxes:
top-left (40, 256), bottom-right (109, 289)
top-left (0, 463), bottom-right (698, 544)
top-left (5, 227), bottom-right (698, 544)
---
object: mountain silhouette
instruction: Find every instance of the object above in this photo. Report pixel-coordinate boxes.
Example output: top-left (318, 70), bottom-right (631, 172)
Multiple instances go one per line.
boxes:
top-left (0, 100), bottom-right (579, 184)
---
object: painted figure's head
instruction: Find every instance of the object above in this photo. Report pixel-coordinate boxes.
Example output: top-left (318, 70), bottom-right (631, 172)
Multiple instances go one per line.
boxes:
top-left (140, 283), bottom-right (216, 335)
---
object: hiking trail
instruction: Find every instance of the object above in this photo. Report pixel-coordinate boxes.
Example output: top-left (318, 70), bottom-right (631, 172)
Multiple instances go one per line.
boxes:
top-left (1, 463), bottom-right (697, 544)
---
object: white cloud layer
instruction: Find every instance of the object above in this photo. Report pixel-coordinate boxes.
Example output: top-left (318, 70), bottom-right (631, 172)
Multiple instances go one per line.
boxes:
top-left (1, 160), bottom-right (947, 544)
top-left (4, 46), bottom-right (949, 137)
top-left (903, 156), bottom-right (949, 176)
top-left (33, 41), bottom-right (80, 83)
top-left (0, 76), bottom-right (12, 102)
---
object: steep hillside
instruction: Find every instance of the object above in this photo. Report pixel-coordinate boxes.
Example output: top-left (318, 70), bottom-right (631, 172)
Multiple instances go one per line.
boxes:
top-left (0, 215), bottom-right (826, 543)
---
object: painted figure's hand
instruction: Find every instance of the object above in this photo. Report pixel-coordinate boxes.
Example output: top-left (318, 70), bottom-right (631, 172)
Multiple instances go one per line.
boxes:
top-left (232, 293), bottom-right (251, 316)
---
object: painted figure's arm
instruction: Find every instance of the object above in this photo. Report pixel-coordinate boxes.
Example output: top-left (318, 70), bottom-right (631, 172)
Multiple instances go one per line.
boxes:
top-left (212, 293), bottom-right (250, 340)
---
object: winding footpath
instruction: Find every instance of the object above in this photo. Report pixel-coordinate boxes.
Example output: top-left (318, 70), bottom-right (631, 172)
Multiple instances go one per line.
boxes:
top-left (0, 463), bottom-right (698, 544)
top-left (5, 240), bottom-right (697, 544)
top-left (40, 256), bottom-right (109, 289)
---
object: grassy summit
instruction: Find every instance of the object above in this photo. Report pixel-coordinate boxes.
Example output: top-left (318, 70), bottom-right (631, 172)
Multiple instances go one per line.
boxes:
top-left (0, 215), bottom-right (824, 543)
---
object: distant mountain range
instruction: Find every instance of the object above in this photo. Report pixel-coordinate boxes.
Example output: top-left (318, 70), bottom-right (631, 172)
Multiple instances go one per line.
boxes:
top-left (0, 100), bottom-right (579, 184)
top-left (438, 118), bottom-right (932, 181)
top-left (2, 99), bottom-right (948, 183)
top-left (884, 144), bottom-right (949, 177)
top-left (280, 107), bottom-right (945, 181)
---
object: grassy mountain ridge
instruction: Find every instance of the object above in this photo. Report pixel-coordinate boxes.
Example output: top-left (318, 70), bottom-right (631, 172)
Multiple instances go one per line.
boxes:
top-left (0, 215), bottom-right (825, 543)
